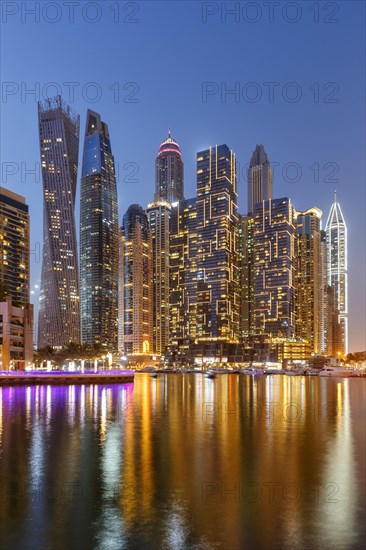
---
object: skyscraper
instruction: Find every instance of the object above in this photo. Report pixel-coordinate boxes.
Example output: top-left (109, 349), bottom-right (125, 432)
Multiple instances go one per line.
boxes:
top-left (320, 229), bottom-right (341, 356)
top-left (146, 199), bottom-right (171, 354)
top-left (238, 214), bottom-right (255, 340)
top-left (295, 207), bottom-right (322, 354)
top-left (192, 144), bottom-right (239, 343)
top-left (247, 144), bottom-right (272, 215)
top-left (0, 187), bottom-right (30, 307)
top-left (38, 96), bottom-right (80, 348)
top-left (118, 205), bottom-right (152, 355)
top-left (0, 187), bottom-right (33, 370)
top-left (325, 192), bottom-right (348, 354)
top-left (254, 198), bottom-right (296, 339)
top-left (169, 198), bottom-right (197, 343)
top-left (155, 131), bottom-right (184, 203)
top-left (80, 109), bottom-right (119, 349)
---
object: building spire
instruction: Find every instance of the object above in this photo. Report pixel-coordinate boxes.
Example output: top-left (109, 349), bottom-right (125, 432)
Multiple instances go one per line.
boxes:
top-left (334, 190), bottom-right (337, 203)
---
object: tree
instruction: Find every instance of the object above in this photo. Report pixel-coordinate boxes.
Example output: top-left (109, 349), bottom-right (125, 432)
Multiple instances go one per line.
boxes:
top-left (34, 346), bottom-right (56, 368)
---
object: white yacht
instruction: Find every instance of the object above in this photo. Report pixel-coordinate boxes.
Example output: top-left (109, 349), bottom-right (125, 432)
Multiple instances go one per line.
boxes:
top-left (318, 366), bottom-right (352, 377)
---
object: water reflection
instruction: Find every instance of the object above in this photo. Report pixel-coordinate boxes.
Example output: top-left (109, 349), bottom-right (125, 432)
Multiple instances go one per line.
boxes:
top-left (0, 376), bottom-right (365, 550)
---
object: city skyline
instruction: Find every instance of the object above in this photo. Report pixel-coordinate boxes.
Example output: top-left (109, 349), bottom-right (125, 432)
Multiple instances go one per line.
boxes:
top-left (1, 99), bottom-right (356, 355)
top-left (1, 5), bottom-right (365, 550)
top-left (1, 3), bottom-right (365, 351)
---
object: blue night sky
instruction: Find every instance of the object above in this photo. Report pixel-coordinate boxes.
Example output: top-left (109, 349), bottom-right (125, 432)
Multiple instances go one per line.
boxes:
top-left (1, 1), bottom-right (365, 351)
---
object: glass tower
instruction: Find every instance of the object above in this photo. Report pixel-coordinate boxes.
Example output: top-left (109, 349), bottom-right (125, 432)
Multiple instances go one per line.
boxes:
top-left (155, 131), bottom-right (184, 204)
top-left (118, 205), bottom-right (152, 355)
top-left (325, 192), bottom-right (348, 354)
top-left (0, 187), bottom-right (30, 308)
top-left (80, 109), bottom-right (119, 349)
top-left (38, 97), bottom-right (80, 348)
top-left (238, 214), bottom-right (255, 340)
top-left (0, 187), bottom-right (33, 370)
top-left (254, 198), bottom-right (296, 339)
top-left (295, 207), bottom-right (322, 354)
top-left (192, 144), bottom-right (239, 342)
top-left (146, 199), bottom-right (171, 355)
top-left (169, 198), bottom-right (197, 343)
top-left (247, 144), bottom-right (272, 215)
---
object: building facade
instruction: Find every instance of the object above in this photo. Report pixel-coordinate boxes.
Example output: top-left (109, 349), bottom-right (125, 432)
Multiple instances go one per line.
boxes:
top-left (155, 131), bottom-right (184, 204)
top-left (247, 144), bottom-right (272, 215)
top-left (254, 198), bottom-right (296, 339)
top-left (325, 193), bottom-right (348, 354)
top-left (0, 187), bottom-right (33, 370)
top-left (0, 297), bottom-right (33, 370)
top-left (169, 198), bottom-right (197, 347)
top-left (295, 207), bottom-right (322, 354)
top-left (238, 214), bottom-right (255, 340)
top-left (80, 110), bottom-right (119, 350)
top-left (38, 96), bottom-right (80, 348)
top-left (118, 205), bottom-right (152, 355)
top-left (146, 199), bottom-right (171, 354)
top-left (0, 187), bottom-right (30, 308)
top-left (193, 144), bottom-right (240, 343)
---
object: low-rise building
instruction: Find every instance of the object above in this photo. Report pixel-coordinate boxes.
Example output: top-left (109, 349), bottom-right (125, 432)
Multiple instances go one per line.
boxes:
top-left (0, 296), bottom-right (33, 370)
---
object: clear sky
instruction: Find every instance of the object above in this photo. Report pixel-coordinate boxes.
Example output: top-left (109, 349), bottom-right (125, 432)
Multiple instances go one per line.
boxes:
top-left (1, 1), bottom-right (365, 351)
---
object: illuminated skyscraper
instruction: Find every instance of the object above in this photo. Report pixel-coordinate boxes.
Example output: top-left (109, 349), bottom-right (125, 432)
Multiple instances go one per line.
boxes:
top-left (0, 187), bottom-right (33, 370)
top-left (118, 205), bottom-right (152, 355)
top-left (80, 110), bottom-right (119, 349)
top-left (0, 187), bottom-right (30, 308)
top-left (38, 97), bottom-right (80, 348)
top-left (295, 207), bottom-right (322, 354)
top-left (247, 144), bottom-right (272, 215)
top-left (193, 145), bottom-right (239, 343)
top-left (254, 198), bottom-right (296, 339)
top-left (169, 198), bottom-right (197, 344)
top-left (325, 192), bottom-right (348, 354)
top-left (146, 199), bottom-right (171, 354)
top-left (238, 214), bottom-right (255, 340)
top-left (320, 230), bottom-right (341, 356)
top-left (155, 131), bottom-right (184, 203)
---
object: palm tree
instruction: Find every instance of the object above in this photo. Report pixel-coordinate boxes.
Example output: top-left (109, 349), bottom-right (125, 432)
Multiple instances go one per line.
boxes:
top-left (34, 346), bottom-right (56, 369)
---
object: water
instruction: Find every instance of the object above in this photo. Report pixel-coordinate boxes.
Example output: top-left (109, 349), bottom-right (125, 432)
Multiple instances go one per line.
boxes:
top-left (0, 374), bottom-right (365, 550)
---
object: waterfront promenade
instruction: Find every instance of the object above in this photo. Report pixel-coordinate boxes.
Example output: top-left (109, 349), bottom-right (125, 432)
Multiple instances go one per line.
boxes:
top-left (0, 370), bottom-right (135, 386)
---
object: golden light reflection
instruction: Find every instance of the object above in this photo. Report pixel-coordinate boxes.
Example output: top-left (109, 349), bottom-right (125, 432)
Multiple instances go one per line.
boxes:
top-left (0, 377), bottom-right (363, 550)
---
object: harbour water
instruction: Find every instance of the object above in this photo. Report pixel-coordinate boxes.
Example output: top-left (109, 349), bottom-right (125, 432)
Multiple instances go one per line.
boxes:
top-left (0, 374), bottom-right (365, 549)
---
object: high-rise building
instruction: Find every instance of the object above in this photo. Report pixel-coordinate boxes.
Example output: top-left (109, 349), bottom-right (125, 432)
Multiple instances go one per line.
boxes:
top-left (118, 205), bottom-right (152, 355)
top-left (320, 229), bottom-right (327, 354)
top-left (295, 207), bottom-right (322, 354)
top-left (254, 198), bottom-right (296, 339)
top-left (324, 285), bottom-right (341, 356)
top-left (325, 192), bottom-right (348, 354)
top-left (0, 187), bottom-right (33, 370)
top-left (146, 199), bottom-right (171, 354)
top-left (192, 144), bottom-right (239, 343)
top-left (169, 198), bottom-right (197, 344)
top-left (155, 131), bottom-right (184, 204)
top-left (247, 144), bottom-right (272, 215)
top-left (38, 96), bottom-right (80, 348)
top-left (80, 110), bottom-right (119, 349)
top-left (0, 187), bottom-right (30, 307)
top-left (238, 214), bottom-right (255, 340)
top-left (320, 229), bottom-right (341, 356)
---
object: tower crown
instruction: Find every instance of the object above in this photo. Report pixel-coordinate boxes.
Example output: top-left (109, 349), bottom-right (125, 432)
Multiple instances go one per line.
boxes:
top-left (157, 131), bottom-right (182, 157)
top-left (325, 191), bottom-right (346, 228)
